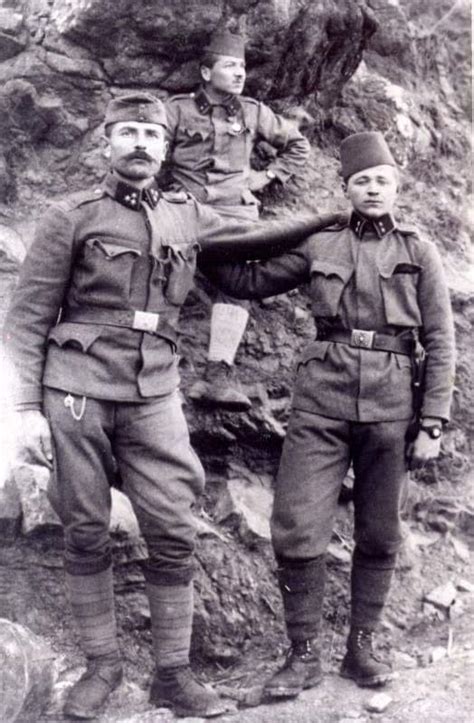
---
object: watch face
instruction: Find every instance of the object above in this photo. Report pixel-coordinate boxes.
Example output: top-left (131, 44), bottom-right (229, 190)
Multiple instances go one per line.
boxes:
top-left (422, 425), bottom-right (441, 439)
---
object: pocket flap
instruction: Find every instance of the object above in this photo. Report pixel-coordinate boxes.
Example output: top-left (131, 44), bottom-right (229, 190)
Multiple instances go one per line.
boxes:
top-left (297, 340), bottom-right (329, 365)
top-left (378, 260), bottom-right (422, 278)
top-left (182, 123), bottom-right (211, 141)
top-left (86, 238), bottom-right (142, 258)
top-left (310, 259), bottom-right (353, 283)
top-left (48, 322), bottom-right (102, 351)
top-left (163, 242), bottom-right (200, 259)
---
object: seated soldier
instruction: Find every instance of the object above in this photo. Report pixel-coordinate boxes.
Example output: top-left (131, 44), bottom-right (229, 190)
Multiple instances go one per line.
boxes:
top-left (165, 30), bottom-right (310, 410)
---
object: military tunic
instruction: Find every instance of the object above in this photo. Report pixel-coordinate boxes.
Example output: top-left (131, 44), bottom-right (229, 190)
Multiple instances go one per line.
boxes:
top-left (165, 88), bottom-right (310, 213)
top-left (3, 173), bottom-right (263, 581)
top-left (205, 212), bottom-right (456, 559)
top-left (5, 174), bottom-right (228, 409)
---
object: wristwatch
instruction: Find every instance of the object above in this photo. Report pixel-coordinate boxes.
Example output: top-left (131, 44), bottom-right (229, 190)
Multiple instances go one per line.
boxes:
top-left (419, 423), bottom-right (442, 439)
top-left (266, 169), bottom-right (277, 181)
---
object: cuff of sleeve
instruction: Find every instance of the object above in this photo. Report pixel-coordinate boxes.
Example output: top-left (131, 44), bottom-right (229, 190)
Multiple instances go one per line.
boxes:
top-left (12, 385), bottom-right (43, 411)
top-left (421, 406), bottom-right (450, 425)
top-left (15, 402), bottom-right (43, 412)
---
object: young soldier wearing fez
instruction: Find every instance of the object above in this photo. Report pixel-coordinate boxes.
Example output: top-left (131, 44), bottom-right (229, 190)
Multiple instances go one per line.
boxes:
top-left (165, 30), bottom-right (310, 411)
top-left (3, 92), bottom-right (333, 719)
top-left (204, 131), bottom-right (455, 697)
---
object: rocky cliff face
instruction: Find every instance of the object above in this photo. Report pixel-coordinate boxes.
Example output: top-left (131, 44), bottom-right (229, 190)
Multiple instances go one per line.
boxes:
top-left (0, 0), bottom-right (472, 707)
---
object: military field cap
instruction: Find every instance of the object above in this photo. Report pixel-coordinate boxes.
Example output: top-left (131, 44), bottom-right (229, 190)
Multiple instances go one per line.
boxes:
top-left (340, 131), bottom-right (397, 180)
top-left (205, 30), bottom-right (245, 59)
top-left (104, 92), bottom-right (168, 129)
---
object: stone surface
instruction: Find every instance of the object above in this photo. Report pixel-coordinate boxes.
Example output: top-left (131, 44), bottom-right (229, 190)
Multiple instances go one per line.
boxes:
top-left (215, 475), bottom-right (273, 543)
top-left (0, 476), bottom-right (21, 539)
top-left (365, 692), bottom-right (393, 713)
top-left (423, 581), bottom-right (457, 613)
top-left (0, 618), bottom-right (56, 722)
top-left (456, 579), bottom-right (474, 594)
top-left (11, 464), bottom-right (61, 535)
top-left (429, 646), bottom-right (447, 664)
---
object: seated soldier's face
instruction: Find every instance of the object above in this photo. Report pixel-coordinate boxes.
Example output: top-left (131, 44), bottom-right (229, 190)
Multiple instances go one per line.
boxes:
top-left (106, 121), bottom-right (167, 182)
top-left (345, 165), bottom-right (399, 219)
top-left (201, 55), bottom-right (246, 96)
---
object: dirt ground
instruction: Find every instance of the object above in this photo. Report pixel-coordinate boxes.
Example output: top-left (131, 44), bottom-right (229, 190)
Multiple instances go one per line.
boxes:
top-left (31, 516), bottom-right (472, 723)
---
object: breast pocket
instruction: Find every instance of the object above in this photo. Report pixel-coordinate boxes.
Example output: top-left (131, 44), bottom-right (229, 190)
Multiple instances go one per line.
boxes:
top-left (178, 122), bottom-right (212, 147)
top-left (309, 260), bottom-right (353, 318)
top-left (379, 261), bottom-right (422, 326)
top-left (74, 238), bottom-right (142, 306)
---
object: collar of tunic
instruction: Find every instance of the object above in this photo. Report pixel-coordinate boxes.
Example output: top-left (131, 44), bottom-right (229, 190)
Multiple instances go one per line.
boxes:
top-left (193, 86), bottom-right (241, 117)
top-left (350, 210), bottom-right (396, 239)
top-left (103, 173), bottom-right (161, 211)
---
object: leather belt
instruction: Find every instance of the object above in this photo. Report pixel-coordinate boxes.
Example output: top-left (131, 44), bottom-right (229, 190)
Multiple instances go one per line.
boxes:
top-left (319, 328), bottom-right (413, 356)
top-left (63, 306), bottom-right (177, 346)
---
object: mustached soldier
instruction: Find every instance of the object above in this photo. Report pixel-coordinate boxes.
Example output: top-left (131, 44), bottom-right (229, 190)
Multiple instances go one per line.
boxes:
top-left (204, 131), bottom-right (455, 697)
top-left (3, 91), bottom-right (333, 719)
top-left (165, 30), bottom-right (310, 410)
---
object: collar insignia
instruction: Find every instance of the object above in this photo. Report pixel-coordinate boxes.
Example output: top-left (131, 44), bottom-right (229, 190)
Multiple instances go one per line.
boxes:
top-left (194, 87), bottom-right (242, 118)
top-left (104, 174), bottom-right (161, 210)
top-left (349, 211), bottom-right (396, 239)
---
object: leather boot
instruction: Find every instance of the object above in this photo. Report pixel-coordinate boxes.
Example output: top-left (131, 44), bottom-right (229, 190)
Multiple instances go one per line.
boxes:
top-left (264, 556), bottom-right (326, 699)
top-left (150, 665), bottom-right (228, 718)
top-left (188, 360), bottom-right (251, 411)
top-left (63, 653), bottom-right (123, 719)
top-left (340, 627), bottom-right (392, 687)
top-left (264, 638), bottom-right (322, 699)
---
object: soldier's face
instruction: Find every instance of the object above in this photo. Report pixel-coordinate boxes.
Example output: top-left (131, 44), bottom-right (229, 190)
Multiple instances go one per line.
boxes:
top-left (201, 55), bottom-right (246, 96)
top-left (104, 122), bottom-right (167, 182)
top-left (344, 165), bottom-right (399, 218)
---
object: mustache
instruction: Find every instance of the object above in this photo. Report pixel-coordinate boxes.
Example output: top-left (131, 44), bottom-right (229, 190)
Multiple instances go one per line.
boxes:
top-left (126, 151), bottom-right (153, 162)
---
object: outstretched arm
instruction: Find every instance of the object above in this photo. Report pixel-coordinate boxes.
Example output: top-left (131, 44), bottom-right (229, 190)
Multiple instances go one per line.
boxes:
top-left (198, 243), bottom-right (310, 300)
top-left (196, 204), bottom-right (347, 262)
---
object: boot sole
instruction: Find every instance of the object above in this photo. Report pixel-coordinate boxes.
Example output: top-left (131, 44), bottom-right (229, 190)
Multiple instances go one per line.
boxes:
top-left (150, 697), bottom-right (229, 718)
top-left (264, 672), bottom-right (323, 699)
top-left (150, 696), bottom-right (228, 718)
top-left (340, 668), bottom-right (393, 688)
top-left (190, 398), bottom-right (251, 412)
top-left (63, 671), bottom-right (123, 719)
top-left (63, 704), bottom-right (102, 720)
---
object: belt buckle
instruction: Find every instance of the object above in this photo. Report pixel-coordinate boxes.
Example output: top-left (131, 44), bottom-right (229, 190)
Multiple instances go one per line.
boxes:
top-left (133, 310), bottom-right (159, 333)
top-left (350, 329), bottom-right (375, 349)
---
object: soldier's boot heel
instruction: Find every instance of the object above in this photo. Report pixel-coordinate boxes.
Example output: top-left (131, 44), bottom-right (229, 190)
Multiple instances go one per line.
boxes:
top-left (264, 639), bottom-right (323, 699)
top-left (63, 654), bottom-right (123, 719)
top-left (150, 664), bottom-right (228, 718)
top-left (340, 627), bottom-right (392, 688)
top-left (188, 360), bottom-right (251, 411)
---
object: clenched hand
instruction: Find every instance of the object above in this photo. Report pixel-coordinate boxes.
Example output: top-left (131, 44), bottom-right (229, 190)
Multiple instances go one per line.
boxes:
top-left (17, 410), bottom-right (53, 468)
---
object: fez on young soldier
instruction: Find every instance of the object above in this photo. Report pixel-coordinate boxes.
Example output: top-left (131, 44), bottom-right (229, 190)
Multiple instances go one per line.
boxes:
top-left (204, 130), bottom-right (455, 697)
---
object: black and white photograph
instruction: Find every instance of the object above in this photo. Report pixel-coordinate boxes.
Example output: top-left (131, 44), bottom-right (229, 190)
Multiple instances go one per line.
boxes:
top-left (0, 0), bottom-right (472, 721)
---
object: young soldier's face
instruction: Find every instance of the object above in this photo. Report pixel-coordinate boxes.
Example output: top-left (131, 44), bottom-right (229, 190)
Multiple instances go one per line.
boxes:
top-left (104, 121), bottom-right (167, 182)
top-left (344, 165), bottom-right (399, 218)
top-left (201, 55), bottom-right (246, 95)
